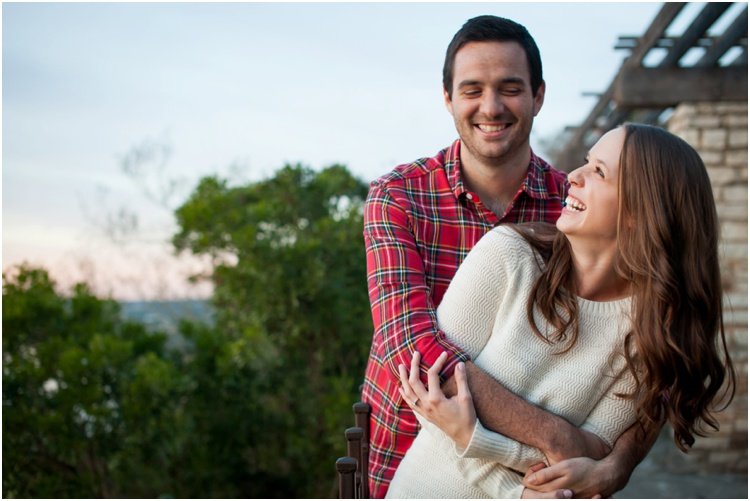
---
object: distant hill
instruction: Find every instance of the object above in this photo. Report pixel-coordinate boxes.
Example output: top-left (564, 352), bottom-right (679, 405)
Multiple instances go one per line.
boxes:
top-left (119, 300), bottom-right (214, 344)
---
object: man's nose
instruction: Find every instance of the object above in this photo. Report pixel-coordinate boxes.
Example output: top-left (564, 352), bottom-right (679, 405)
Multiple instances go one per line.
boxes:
top-left (480, 92), bottom-right (505, 117)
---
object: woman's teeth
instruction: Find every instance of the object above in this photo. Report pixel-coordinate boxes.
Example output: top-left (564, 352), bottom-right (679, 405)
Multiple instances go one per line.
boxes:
top-left (565, 196), bottom-right (587, 212)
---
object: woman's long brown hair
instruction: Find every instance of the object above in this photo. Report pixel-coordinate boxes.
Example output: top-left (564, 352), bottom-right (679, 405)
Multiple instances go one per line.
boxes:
top-left (513, 123), bottom-right (735, 452)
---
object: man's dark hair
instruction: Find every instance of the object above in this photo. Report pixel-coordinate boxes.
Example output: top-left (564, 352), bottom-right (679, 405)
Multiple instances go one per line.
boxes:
top-left (443, 15), bottom-right (543, 98)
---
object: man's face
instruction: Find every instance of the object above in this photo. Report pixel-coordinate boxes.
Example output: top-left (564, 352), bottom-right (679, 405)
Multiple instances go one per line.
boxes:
top-left (444, 41), bottom-right (544, 168)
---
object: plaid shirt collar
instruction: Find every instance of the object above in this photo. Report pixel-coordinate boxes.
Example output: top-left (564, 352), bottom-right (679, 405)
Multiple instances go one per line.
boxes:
top-left (445, 139), bottom-right (555, 201)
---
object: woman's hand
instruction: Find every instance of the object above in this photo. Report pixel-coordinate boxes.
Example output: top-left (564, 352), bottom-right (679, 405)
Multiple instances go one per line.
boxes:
top-left (398, 351), bottom-right (476, 450)
top-left (521, 485), bottom-right (574, 499)
top-left (523, 459), bottom-right (607, 498)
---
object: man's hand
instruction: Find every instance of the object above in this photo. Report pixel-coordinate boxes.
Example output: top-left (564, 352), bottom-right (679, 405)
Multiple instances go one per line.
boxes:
top-left (442, 361), bottom-right (611, 462)
top-left (523, 458), bottom-right (613, 499)
top-left (399, 351), bottom-right (476, 450)
top-left (544, 428), bottom-right (611, 464)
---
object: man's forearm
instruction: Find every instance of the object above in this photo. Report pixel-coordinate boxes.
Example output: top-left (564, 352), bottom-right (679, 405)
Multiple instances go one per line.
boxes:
top-left (601, 420), bottom-right (662, 493)
top-left (443, 361), bottom-right (600, 459)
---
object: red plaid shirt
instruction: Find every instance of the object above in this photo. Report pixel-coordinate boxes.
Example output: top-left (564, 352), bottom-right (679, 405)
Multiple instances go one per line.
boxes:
top-left (361, 139), bottom-right (568, 498)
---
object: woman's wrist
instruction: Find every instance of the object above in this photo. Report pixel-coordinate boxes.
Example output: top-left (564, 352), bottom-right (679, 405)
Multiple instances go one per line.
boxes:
top-left (453, 417), bottom-right (477, 451)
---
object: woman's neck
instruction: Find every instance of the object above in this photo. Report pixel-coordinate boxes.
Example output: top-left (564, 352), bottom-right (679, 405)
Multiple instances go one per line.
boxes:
top-left (569, 239), bottom-right (629, 302)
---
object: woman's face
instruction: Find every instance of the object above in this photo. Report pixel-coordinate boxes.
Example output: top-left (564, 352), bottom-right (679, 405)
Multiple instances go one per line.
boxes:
top-left (556, 127), bottom-right (625, 244)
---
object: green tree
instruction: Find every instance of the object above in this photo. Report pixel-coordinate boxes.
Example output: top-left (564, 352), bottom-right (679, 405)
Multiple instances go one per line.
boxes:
top-left (172, 163), bottom-right (372, 497)
top-left (4, 163), bottom-right (371, 498)
top-left (2, 266), bottom-right (187, 498)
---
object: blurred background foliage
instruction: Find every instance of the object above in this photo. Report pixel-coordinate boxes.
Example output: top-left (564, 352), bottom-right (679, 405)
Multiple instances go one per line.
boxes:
top-left (3, 164), bottom-right (373, 498)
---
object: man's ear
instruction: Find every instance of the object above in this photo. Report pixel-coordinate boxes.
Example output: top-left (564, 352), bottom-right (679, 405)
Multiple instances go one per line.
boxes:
top-left (443, 88), bottom-right (454, 116)
top-left (533, 80), bottom-right (546, 117)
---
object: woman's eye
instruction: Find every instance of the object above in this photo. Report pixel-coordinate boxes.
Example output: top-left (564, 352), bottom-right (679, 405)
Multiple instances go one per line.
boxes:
top-left (595, 167), bottom-right (605, 178)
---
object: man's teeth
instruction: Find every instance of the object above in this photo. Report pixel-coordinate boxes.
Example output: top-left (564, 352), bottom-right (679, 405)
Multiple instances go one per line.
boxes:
top-left (477, 124), bottom-right (508, 132)
top-left (565, 197), bottom-right (587, 212)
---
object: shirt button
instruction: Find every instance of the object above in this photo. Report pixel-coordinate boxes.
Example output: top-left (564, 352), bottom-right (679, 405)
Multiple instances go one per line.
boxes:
top-left (466, 193), bottom-right (473, 200)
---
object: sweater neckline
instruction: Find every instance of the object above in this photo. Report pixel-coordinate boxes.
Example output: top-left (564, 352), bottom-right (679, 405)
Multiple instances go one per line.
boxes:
top-left (576, 295), bottom-right (631, 317)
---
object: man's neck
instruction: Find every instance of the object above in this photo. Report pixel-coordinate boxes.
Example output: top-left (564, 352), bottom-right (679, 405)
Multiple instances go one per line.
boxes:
top-left (460, 143), bottom-right (532, 218)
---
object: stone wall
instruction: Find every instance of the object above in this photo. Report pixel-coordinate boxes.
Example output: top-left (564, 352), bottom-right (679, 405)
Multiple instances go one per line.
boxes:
top-left (663, 101), bottom-right (748, 474)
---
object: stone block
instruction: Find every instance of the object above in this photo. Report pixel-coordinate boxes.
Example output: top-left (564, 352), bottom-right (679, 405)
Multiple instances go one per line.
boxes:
top-left (724, 292), bottom-right (749, 310)
top-left (726, 149), bottom-right (748, 167)
top-left (723, 269), bottom-right (749, 290)
top-left (707, 166), bottom-right (736, 185)
top-left (723, 185), bottom-right (748, 202)
top-left (693, 115), bottom-right (722, 128)
top-left (726, 114), bottom-right (748, 127)
top-left (696, 102), bottom-right (720, 113)
top-left (729, 334), bottom-right (748, 351)
top-left (729, 130), bottom-right (748, 148)
top-left (726, 327), bottom-right (748, 347)
top-left (671, 103), bottom-right (697, 121)
top-left (675, 128), bottom-right (700, 147)
top-left (720, 242), bottom-right (748, 261)
top-left (716, 202), bottom-right (748, 221)
top-left (708, 451), bottom-right (742, 465)
top-left (725, 308), bottom-right (748, 326)
top-left (721, 221), bottom-right (749, 241)
top-left (693, 435), bottom-right (730, 451)
top-left (700, 150), bottom-right (724, 166)
top-left (715, 102), bottom-right (748, 114)
top-left (702, 129), bottom-right (727, 150)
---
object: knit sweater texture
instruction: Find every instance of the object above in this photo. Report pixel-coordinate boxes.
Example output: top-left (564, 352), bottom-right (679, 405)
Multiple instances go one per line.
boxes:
top-left (386, 226), bottom-right (637, 498)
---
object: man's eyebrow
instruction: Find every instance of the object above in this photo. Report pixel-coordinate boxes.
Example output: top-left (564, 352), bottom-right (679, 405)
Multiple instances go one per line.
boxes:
top-left (456, 77), bottom-right (527, 89)
top-left (498, 77), bottom-right (526, 86)
top-left (456, 79), bottom-right (481, 89)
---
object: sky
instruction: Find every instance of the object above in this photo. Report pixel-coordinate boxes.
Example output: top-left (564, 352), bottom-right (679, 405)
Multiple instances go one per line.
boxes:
top-left (3, 2), bottom-right (718, 300)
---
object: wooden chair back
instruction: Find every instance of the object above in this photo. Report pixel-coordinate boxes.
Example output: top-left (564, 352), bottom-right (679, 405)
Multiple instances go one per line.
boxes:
top-left (335, 401), bottom-right (370, 498)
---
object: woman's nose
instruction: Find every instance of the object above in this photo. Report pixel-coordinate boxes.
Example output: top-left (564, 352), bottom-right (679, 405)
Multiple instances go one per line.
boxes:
top-left (568, 166), bottom-right (584, 186)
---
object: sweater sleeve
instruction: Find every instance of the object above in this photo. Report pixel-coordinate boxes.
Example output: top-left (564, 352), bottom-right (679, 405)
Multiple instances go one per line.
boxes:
top-left (456, 419), bottom-right (547, 470)
top-left (436, 227), bottom-right (517, 358)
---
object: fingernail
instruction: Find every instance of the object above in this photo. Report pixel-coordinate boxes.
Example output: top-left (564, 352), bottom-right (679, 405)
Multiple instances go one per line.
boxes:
top-left (457, 362), bottom-right (464, 371)
top-left (563, 489), bottom-right (573, 498)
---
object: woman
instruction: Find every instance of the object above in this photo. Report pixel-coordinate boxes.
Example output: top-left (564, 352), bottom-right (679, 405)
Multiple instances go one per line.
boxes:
top-left (386, 124), bottom-right (735, 498)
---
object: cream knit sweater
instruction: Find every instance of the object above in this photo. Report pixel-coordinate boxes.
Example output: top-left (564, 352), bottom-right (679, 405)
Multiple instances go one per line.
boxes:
top-left (386, 226), bottom-right (637, 499)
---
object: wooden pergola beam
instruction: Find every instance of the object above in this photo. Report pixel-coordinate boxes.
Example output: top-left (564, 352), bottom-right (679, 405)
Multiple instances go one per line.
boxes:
top-left (614, 66), bottom-right (748, 108)
top-left (624, 2), bottom-right (686, 67)
top-left (659, 3), bottom-right (731, 67)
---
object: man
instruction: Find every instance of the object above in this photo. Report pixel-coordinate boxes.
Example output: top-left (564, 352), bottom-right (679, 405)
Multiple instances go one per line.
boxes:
top-left (361, 15), bottom-right (658, 498)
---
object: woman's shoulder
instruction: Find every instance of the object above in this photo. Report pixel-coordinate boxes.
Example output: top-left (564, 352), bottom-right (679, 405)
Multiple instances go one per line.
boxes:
top-left (468, 225), bottom-right (542, 271)
top-left (480, 225), bottom-right (537, 255)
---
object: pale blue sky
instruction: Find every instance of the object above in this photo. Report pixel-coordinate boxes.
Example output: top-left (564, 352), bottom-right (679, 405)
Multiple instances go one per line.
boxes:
top-left (5, 2), bottom-right (704, 299)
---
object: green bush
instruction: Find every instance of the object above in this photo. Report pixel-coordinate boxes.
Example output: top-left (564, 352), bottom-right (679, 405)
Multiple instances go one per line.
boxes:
top-left (3, 164), bottom-right (372, 498)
